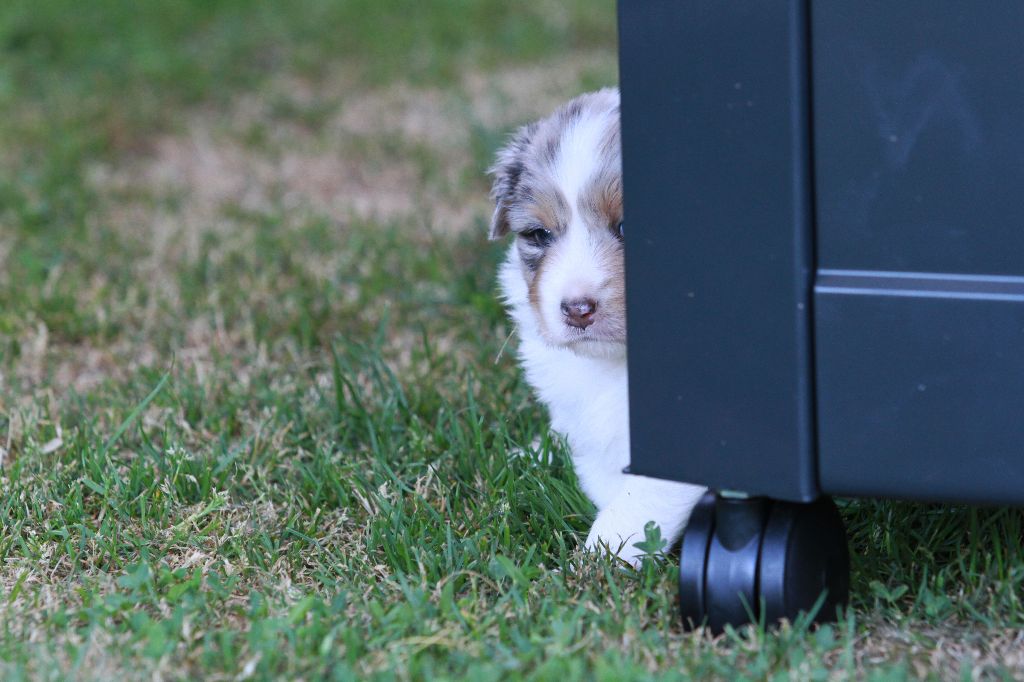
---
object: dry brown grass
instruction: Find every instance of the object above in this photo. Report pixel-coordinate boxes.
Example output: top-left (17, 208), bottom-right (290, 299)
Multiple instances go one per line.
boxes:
top-left (91, 49), bottom-right (617, 242)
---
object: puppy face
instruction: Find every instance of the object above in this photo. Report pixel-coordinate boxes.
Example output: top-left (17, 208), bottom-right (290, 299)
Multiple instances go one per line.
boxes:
top-left (489, 89), bottom-right (625, 358)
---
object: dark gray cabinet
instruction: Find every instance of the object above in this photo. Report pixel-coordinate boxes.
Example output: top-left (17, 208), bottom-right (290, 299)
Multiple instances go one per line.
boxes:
top-left (620, 0), bottom-right (1024, 506)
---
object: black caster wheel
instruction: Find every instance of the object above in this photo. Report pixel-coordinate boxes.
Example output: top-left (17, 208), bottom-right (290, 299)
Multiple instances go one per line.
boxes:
top-left (678, 492), bottom-right (849, 633)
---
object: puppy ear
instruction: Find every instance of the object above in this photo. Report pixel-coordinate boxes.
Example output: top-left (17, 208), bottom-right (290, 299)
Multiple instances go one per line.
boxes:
top-left (488, 122), bottom-right (536, 240)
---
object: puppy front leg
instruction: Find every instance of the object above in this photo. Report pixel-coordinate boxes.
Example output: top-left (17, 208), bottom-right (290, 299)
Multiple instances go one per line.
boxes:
top-left (585, 476), bottom-right (707, 568)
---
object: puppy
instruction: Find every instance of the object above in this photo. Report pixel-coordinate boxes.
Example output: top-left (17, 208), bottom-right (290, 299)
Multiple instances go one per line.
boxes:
top-left (488, 88), bottom-right (707, 567)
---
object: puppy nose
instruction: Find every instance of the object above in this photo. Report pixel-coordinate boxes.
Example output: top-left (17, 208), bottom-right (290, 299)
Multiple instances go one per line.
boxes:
top-left (561, 297), bottom-right (598, 329)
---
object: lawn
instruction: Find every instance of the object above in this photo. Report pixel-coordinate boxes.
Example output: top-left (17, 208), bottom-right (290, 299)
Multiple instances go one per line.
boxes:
top-left (1, 1), bottom-right (1022, 679)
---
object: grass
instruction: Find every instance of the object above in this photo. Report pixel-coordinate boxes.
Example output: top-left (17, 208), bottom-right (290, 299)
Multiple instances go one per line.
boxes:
top-left (1, 1), bottom-right (1023, 679)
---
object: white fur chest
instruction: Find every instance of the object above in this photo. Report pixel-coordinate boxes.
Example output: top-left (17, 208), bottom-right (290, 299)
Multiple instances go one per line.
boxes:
top-left (500, 253), bottom-right (629, 509)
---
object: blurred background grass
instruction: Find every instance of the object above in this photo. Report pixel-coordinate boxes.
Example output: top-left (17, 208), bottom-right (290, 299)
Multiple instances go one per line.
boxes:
top-left (0, 0), bottom-right (615, 346)
top-left (1, 1), bottom-right (1023, 680)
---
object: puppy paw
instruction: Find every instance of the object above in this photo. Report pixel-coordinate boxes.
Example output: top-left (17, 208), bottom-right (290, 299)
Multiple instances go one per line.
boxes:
top-left (586, 515), bottom-right (676, 569)
top-left (583, 479), bottom-right (706, 568)
top-left (585, 524), bottom-right (645, 569)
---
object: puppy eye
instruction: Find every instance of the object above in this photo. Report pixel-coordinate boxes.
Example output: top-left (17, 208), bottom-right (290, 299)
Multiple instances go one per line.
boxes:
top-left (521, 227), bottom-right (554, 247)
top-left (617, 221), bottom-right (625, 240)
